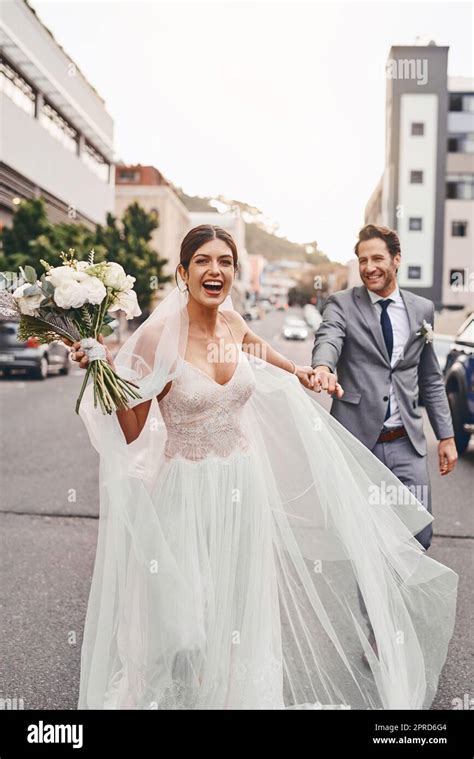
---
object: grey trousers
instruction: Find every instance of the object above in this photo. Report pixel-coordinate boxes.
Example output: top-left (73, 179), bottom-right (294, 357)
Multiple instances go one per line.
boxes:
top-left (371, 434), bottom-right (433, 549)
top-left (358, 434), bottom-right (432, 643)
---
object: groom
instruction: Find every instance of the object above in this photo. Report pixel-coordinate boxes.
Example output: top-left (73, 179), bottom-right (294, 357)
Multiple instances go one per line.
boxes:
top-left (311, 224), bottom-right (457, 552)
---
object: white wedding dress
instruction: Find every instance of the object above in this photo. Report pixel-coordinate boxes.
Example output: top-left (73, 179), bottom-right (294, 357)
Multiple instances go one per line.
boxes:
top-left (150, 345), bottom-right (286, 709)
top-left (77, 290), bottom-right (458, 711)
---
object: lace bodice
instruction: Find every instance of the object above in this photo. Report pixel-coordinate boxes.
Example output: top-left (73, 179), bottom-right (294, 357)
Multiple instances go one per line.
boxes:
top-left (159, 349), bottom-right (256, 462)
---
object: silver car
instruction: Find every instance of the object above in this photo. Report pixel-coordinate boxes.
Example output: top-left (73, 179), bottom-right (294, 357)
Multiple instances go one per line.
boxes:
top-left (0, 321), bottom-right (70, 379)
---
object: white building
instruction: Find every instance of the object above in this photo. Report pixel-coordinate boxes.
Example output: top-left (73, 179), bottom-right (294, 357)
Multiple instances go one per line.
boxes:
top-left (365, 44), bottom-right (474, 312)
top-left (0, 0), bottom-right (115, 228)
top-left (443, 77), bottom-right (474, 308)
top-left (115, 164), bottom-right (191, 281)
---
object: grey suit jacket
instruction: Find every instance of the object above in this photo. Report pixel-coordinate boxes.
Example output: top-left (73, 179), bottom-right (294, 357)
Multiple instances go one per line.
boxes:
top-left (311, 286), bottom-right (454, 456)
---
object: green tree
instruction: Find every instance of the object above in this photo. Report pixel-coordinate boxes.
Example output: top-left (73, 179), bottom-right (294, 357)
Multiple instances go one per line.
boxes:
top-left (93, 202), bottom-right (171, 313)
top-left (0, 198), bottom-right (95, 271)
top-left (0, 198), bottom-right (171, 313)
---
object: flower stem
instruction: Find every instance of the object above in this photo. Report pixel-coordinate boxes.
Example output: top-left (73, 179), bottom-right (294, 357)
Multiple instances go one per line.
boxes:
top-left (75, 364), bottom-right (92, 414)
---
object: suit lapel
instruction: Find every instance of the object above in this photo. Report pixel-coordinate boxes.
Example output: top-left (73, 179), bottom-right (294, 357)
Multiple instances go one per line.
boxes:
top-left (353, 286), bottom-right (391, 365)
top-left (393, 288), bottom-right (419, 369)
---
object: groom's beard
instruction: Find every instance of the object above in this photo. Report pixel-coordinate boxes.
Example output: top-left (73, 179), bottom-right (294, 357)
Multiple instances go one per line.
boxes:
top-left (361, 270), bottom-right (397, 294)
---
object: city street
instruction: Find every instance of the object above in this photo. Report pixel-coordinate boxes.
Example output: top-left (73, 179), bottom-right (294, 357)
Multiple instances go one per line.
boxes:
top-left (0, 307), bottom-right (472, 711)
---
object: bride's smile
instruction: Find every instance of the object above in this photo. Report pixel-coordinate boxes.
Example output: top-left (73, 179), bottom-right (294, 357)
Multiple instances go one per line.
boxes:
top-left (178, 237), bottom-right (236, 308)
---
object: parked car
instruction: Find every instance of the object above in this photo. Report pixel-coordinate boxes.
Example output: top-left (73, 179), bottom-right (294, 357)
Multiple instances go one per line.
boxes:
top-left (0, 321), bottom-right (70, 379)
top-left (444, 315), bottom-right (474, 455)
top-left (282, 316), bottom-right (308, 341)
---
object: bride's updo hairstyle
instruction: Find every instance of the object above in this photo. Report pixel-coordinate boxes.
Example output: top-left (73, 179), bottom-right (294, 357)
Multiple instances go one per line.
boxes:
top-left (175, 225), bottom-right (239, 286)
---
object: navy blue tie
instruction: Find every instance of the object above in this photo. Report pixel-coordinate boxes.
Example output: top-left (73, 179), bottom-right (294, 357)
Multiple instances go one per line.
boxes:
top-left (379, 299), bottom-right (393, 421)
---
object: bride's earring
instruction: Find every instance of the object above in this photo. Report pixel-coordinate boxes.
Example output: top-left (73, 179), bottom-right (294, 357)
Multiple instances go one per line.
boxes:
top-left (178, 280), bottom-right (189, 293)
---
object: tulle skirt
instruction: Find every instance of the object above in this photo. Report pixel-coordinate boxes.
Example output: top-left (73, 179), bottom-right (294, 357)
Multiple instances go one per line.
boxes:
top-left (76, 286), bottom-right (458, 710)
top-left (90, 437), bottom-right (456, 711)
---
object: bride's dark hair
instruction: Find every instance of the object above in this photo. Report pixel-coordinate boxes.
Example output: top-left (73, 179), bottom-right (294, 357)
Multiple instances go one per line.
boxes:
top-left (175, 225), bottom-right (239, 286)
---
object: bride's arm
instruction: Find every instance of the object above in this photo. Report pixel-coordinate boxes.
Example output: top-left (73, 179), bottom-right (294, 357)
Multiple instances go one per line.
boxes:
top-left (225, 310), bottom-right (343, 396)
top-left (69, 336), bottom-right (151, 444)
top-left (224, 311), bottom-right (339, 393)
top-left (115, 398), bottom-right (152, 445)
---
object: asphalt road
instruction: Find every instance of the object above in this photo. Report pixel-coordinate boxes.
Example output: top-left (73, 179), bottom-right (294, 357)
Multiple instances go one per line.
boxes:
top-left (0, 307), bottom-right (472, 710)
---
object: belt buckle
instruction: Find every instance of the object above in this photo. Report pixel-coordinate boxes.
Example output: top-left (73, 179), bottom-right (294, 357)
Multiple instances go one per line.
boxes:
top-left (379, 426), bottom-right (401, 442)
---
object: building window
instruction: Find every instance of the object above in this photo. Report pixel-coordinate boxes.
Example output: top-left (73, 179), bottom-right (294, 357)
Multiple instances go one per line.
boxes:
top-left (449, 269), bottom-right (465, 288)
top-left (448, 133), bottom-right (474, 153)
top-left (408, 266), bottom-right (422, 279)
top-left (465, 95), bottom-right (474, 113)
top-left (452, 220), bottom-right (468, 237)
top-left (410, 170), bottom-right (423, 184)
top-left (0, 56), bottom-right (36, 116)
top-left (448, 136), bottom-right (459, 152)
top-left (39, 100), bottom-right (78, 153)
top-left (118, 169), bottom-right (140, 183)
top-left (409, 217), bottom-right (423, 231)
top-left (449, 93), bottom-right (474, 113)
top-left (446, 175), bottom-right (474, 200)
top-left (411, 122), bottom-right (424, 136)
top-left (449, 94), bottom-right (463, 112)
top-left (81, 141), bottom-right (109, 182)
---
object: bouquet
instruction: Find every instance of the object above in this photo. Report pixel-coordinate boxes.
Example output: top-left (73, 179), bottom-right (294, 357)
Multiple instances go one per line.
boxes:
top-left (0, 249), bottom-right (143, 414)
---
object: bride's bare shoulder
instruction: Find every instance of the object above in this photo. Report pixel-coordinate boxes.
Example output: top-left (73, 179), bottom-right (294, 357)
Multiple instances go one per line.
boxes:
top-left (222, 309), bottom-right (247, 338)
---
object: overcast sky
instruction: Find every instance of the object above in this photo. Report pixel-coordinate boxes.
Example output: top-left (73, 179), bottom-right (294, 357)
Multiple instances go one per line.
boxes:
top-left (30, 1), bottom-right (473, 263)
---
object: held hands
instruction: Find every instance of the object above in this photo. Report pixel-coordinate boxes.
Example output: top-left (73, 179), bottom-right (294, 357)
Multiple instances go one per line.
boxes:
top-left (295, 364), bottom-right (344, 399)
top-left (308, 365), bottom-right (344, 399)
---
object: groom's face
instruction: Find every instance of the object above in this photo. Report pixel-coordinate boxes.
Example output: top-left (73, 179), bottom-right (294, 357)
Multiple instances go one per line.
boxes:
top-left (357, 238), bottom-right (400, 295)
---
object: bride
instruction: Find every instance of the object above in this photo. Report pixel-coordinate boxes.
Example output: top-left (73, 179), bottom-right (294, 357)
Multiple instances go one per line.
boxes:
top-left (71, 224), bottom-right (458, 710)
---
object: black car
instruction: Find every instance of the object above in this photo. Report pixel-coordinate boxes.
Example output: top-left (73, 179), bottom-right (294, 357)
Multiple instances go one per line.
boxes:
top-left (0, 320), bottom-right (70, 379)
top-left (444, 315), bottom-right (474, 455)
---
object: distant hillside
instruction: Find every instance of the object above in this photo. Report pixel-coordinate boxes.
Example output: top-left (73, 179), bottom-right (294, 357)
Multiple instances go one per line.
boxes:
top-left (176, 189), bottom-right (328, 265)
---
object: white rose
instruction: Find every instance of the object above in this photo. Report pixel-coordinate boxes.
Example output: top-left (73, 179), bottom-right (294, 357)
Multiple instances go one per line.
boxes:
top-left (53, 280), bottom-right (87, 309)
top-left (81, 275), bottom-right (106, 305)
top-left (109, 289), bottom-right (141, 319)
top-left (12, 283), bottom-right (45, 316)
top-left (71, 270), bottom-right (89, 282)
top-left (103, 262), bottom-right (129, 291)
top-left (45, 266), bottom-right (76, 288)
top-left (76, 261), bottom-right (90, 271)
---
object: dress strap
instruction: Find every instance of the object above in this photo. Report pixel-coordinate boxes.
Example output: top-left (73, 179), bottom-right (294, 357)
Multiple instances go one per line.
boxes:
top-left (219, 310), bottom-right (236, 344)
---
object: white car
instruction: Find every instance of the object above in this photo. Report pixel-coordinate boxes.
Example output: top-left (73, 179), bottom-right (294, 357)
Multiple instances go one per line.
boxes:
top-left (282, 317), bottom-right (308, 340)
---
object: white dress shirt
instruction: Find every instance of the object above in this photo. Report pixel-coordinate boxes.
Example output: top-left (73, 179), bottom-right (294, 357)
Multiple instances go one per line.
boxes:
top-left (367, 284), bottom-right (411, 429)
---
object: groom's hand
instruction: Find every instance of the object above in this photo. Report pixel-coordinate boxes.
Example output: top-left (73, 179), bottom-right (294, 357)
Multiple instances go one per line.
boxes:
top-left (295, 365), bottom-right (318, 389)
top-left (310, 365), bottom-right (344, 399)
top-left (438, 437), bottom-right (458, 476)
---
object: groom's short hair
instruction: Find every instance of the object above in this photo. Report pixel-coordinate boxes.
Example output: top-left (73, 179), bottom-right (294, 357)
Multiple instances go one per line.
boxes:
top-left (354, 224), bottom-right (401, 258)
